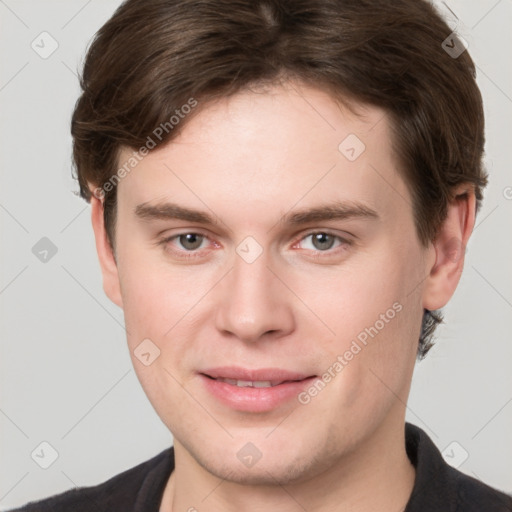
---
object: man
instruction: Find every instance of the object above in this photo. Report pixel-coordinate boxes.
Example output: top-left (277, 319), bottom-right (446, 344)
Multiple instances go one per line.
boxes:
top-left (10, 0), bottom-right (511, 510)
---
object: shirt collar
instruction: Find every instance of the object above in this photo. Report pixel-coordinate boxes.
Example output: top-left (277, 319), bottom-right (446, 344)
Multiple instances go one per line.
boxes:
top-left (404, 422), bottom-right (459, 511)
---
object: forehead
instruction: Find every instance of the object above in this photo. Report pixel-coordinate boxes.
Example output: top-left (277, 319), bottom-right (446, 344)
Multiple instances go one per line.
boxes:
top-left (116, 81), bottom-right (412, 226)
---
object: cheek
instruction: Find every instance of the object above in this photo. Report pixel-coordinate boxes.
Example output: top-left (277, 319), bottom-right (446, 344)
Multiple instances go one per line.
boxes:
top-left (117, 244), bottom-right (209, 343)
top-left (117, 253), bottom-right (198, 409)
top-left (116, 249), bottom-right (221, 397)
top-left (293, 243), bottom-right (417, 343)
top-left (293, 242), bottom-right (422, 400)
top-left (121, 276), bottom-right (172, 346)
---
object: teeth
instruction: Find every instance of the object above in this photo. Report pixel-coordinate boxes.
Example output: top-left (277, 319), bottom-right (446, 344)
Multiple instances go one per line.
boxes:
top-left (252, 380), bottom-right (273, 388)
top-left (216, 378), bottom-right (279, 388)
top-left (237, 380), bottom-right (256, 387)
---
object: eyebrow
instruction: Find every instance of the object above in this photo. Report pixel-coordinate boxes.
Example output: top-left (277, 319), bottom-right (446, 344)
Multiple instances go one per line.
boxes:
top-left (135, 202), bottom-right (215, 224)
top-left (134, 200), bottom-right (379, 227)
top-left (282, 201), bottom-right (379, 225)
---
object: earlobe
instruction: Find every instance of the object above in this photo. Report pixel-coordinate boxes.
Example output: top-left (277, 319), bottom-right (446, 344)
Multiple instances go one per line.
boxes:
top-left (422, 186), bottom-right (476, 311)
top-left (90, 194), bottom-right (123, 308)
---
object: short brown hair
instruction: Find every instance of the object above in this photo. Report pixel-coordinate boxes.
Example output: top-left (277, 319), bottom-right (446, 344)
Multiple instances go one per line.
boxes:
top-left (71, 0), bottom-right (487, 357)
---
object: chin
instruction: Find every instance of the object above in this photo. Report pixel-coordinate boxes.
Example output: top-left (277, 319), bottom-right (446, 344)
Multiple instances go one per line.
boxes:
top-left (186, 436), bottom-right (336, 487)
top-left (203, 456), bottom-right (318, 486)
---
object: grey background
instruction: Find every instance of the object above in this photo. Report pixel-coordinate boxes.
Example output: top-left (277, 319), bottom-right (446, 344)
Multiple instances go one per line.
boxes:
top-left (0, 0), bottom-right (511, 509)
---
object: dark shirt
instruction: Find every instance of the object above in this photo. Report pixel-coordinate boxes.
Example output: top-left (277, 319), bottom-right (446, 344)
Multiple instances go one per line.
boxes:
top-left (9, 423), bottom-right (512, 511)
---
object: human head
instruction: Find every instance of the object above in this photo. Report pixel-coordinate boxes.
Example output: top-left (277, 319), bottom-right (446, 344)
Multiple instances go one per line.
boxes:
top-left (71, 0), bottom-right (485, 491)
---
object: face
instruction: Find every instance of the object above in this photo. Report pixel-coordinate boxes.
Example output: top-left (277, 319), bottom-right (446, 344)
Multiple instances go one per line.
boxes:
top-left (102, 81), bottom-right (435, 485)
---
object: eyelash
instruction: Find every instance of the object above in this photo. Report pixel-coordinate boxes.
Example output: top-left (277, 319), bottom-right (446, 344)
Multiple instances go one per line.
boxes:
top-left (157, 231), bottom-right (352, 261)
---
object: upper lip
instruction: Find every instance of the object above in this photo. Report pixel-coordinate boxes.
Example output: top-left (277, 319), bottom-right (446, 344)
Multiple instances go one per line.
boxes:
top-left (199, 366), bottom-right (315, 383)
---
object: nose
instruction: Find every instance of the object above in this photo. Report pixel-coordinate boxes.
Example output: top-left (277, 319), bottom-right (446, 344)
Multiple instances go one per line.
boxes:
top-left (215, 249), bottom-right (295, 343)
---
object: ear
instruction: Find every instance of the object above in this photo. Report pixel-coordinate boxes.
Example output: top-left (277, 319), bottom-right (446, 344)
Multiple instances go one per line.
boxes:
top-left (422, 185), bottom-right (476, 311)
top-left (90, 192), bottom-right (123, 308)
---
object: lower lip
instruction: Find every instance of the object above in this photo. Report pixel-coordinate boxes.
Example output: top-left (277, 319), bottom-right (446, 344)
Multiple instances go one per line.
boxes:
top-left (198, 374), bottom-right (318, 412)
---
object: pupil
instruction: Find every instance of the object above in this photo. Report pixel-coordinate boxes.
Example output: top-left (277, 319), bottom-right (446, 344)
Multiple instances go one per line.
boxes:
top-left (313, 233), bottom-right (334, 250)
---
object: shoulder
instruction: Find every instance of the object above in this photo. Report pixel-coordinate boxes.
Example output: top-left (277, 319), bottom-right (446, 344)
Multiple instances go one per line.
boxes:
top-left (449, 467), bottom-right (512, 512)
top-left (405, 423), bottom-right (512, 511)
top-left (8, 447), bottom-right (174, 512)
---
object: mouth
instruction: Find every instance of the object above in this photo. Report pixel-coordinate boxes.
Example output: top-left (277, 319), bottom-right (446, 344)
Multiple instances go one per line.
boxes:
top-left (198, 367), bottom-right (318, 412)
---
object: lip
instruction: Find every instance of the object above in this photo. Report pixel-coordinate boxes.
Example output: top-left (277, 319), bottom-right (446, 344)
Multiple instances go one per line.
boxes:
top-left (198, 366), bottom-right (318, 412)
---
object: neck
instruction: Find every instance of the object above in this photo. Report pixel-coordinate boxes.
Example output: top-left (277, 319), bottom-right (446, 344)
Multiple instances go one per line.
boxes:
top-left (161, 417), bottom-right (415, 512)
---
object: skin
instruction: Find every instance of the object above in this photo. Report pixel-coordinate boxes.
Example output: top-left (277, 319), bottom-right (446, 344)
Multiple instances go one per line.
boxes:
top-left (89, 80), bottom-right (475, 511)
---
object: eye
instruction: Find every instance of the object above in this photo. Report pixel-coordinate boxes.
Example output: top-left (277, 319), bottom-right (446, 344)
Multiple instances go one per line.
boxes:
top-left (158, 232), bottom-right (213, 258)
top-left (295, 231), bottom-right (351, 254)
